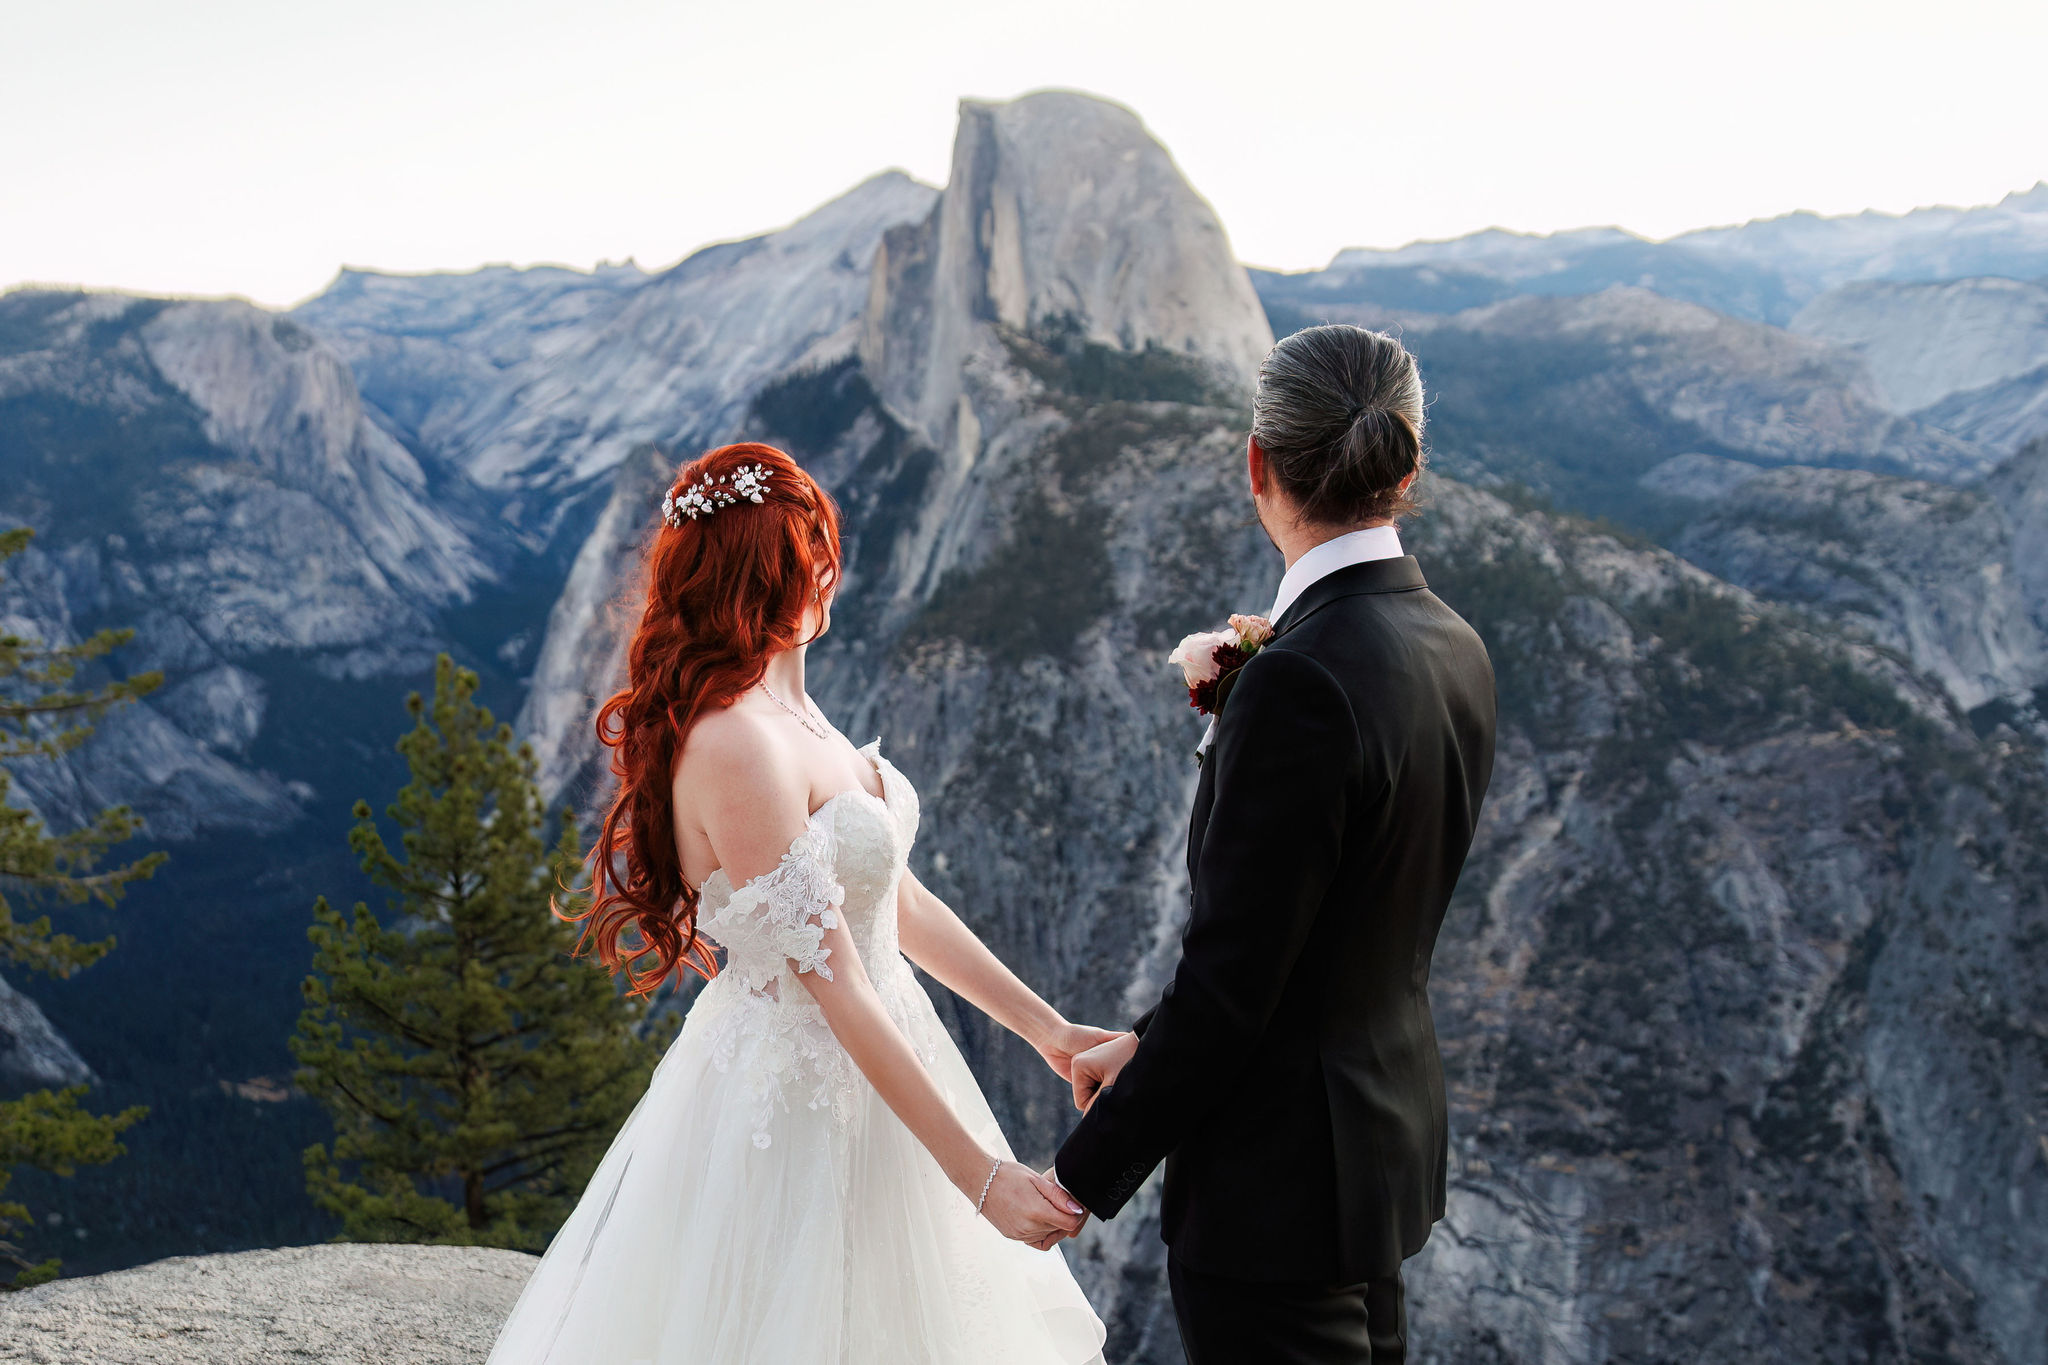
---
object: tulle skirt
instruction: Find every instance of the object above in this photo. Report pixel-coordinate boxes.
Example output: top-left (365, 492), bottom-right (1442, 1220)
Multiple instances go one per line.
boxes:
top-left (485, 967), bottom-right (1108, 1365)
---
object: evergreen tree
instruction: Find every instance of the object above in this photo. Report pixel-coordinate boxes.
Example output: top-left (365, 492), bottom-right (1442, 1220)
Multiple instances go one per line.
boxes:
top-left (0, 527), bottom-right (156, 1288)
top-left (291, 653), bottom-right (664, 1249)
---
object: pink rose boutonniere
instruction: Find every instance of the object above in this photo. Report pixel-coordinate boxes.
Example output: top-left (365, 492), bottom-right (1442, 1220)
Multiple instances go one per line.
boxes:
top-left (1169, 613), bottom-right (1276, 717)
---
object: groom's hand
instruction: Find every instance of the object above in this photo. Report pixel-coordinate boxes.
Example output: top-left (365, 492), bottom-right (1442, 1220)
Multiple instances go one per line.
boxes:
top-left (1070, 1031), bottom-right (1138, 1112)
top-left (979, 1161), bottom-right (1086, 1249)
top-left (1035, 1020), bottom-right (1125, 1083)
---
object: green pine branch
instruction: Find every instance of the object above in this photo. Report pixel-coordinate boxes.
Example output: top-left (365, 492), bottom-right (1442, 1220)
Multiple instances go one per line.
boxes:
top-left (0, 529), bottom-right (160, 1289)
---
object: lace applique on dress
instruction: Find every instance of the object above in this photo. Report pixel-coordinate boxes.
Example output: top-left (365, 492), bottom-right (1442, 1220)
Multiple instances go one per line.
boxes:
top-left (703, 986), bottom-right (859, 1149)
top-left (695, 819), bottom-right (863, 1149)
top-left (699, 823), bottom-right (846, 994)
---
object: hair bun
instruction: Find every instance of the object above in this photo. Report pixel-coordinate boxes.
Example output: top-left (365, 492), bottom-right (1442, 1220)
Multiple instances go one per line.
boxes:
top-left (1252, 326), bottom-right (1426, 526)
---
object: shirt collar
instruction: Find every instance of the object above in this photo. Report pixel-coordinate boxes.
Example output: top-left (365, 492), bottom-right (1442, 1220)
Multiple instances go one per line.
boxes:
top-left (1268, 525), bottom-right (1404, 622)
top-left (1196, 524), bottom-right (1406, 761)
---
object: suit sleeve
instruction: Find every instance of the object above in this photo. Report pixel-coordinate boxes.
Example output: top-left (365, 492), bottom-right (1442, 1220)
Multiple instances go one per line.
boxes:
top-left (1056, 647), bottom-right (1358, 1217)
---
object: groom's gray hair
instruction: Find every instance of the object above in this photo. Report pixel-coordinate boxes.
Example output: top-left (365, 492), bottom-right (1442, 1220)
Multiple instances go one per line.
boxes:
top-left (1251, 324), bottom-right (1426, 526)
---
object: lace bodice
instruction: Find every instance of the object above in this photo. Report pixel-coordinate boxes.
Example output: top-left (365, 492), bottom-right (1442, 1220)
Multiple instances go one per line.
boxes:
top-left (687, 739), bottom-right (929, 1147)
top-left (696, 739), bottom-right (918, 985)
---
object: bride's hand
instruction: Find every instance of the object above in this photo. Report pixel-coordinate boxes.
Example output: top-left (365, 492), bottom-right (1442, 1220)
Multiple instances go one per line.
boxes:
top-left (977, 1160), bottom-right (1086, 1249)
top-left (1035, 1020), bottom-right (1126, 1082)
top-left (1071, 1031), bottom-right (1138, 1112)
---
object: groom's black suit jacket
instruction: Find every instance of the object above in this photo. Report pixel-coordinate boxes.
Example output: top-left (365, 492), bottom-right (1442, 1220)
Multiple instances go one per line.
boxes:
top-left (1056, 555), bottom-right (1497, 1284)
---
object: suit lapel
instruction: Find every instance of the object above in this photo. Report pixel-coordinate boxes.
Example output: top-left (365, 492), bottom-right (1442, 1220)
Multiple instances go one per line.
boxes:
top-left (1184, 554), bottom-right (1427, 889)
top-left (1186, 754), bottom-right (1218, 884)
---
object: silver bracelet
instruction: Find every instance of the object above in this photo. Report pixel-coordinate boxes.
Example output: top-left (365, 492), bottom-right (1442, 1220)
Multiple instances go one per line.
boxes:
top-left (974, 1156), bottom-right (1003, 1215)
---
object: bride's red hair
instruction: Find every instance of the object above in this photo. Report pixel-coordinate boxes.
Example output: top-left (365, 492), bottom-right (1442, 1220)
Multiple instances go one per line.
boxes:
top-left (564, 442), bottom-right (843, 994)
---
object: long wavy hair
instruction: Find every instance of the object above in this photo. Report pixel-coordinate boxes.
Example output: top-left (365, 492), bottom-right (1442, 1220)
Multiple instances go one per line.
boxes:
top-left (564, 442), bottom-right (843, 994)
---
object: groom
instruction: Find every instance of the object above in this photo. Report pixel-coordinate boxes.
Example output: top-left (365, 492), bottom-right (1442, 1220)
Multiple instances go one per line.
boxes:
top-left (1052, 324), bottom-right (1498, 1363)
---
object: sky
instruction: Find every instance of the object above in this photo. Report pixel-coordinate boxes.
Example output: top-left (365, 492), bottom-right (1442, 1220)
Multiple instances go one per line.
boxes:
top-left (3, 0), bottom-right (2044, 308)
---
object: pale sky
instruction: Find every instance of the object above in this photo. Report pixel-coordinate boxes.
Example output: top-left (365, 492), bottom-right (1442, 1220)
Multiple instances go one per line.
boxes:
top-left (3, 0), bottom-right (2043, 308)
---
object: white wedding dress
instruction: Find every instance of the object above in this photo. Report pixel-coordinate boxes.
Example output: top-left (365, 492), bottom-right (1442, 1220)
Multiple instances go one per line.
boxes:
top-left (486, 740), bottom-right (1108, 1365)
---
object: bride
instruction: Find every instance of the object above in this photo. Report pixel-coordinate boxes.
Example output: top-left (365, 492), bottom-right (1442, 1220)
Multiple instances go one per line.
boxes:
top-left (486, 443), bottom-right (1112, 1364)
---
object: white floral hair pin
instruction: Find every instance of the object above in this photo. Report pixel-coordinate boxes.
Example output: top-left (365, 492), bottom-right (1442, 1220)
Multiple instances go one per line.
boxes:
top-left (662, 463), bottom-right (773, 527)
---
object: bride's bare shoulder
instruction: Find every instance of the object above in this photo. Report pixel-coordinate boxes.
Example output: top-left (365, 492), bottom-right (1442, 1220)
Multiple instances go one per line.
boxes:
top-left (674, 698), bottom-right (804, 811)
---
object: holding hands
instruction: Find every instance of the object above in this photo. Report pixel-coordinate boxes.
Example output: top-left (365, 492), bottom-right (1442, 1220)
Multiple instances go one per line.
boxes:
top-left (1068, 1030), bottom-right (1138, 1112)
top-left (972, 1017), bottom-right (1127, 1249)
top-left (977, 1159), bottom-right (1087, 1250)
top-left (1035, 1019), bottom-right (1126, 1083)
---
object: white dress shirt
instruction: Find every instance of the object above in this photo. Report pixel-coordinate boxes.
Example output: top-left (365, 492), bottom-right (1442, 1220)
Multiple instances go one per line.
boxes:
top-left (1196, 525), bottom-right (1404, 758)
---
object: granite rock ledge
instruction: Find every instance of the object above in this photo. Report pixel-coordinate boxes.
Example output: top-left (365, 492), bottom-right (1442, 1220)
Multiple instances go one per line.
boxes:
top-left (0, 1244), bottom-right (534, 1365)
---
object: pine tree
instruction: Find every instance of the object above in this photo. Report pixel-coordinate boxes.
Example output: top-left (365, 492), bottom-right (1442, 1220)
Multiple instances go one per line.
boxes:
top-left (291, 653), bottom-right (665, 1249)
top-left (0, 527), bottom-right (156, 1288)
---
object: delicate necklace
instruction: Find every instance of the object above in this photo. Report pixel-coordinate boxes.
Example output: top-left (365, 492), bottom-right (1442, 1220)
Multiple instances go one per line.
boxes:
top-left (758, 679), bottom-right (829, 741)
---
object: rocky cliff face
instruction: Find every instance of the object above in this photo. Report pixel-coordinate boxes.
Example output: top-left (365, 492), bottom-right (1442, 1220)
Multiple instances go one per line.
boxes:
top-left (1920, 361), bottom-right (2048, 457)
top-left (1789, 277), bottom-right (2048, 415)
top-left (517, 441), bottom-right (675, 800)
top-left (862, 92), bottom-right (1270, 448)
top-left (0, 290), bottom-right (493, 841)
top-left (1646, 443), bottom-right (2048, 715)
top-left (292, 261), bottom-right (650, 460)
top-left (1421, 289), bottom-right (1992, 480)
top-left (0, 973), bottom-right (95, 1092)
top-left (1396, 489), bottom-right (2045, 1365)
top-left (408, 172), bottom-right (935, 515)
top-left (294, 174), bottom-right (937, 542)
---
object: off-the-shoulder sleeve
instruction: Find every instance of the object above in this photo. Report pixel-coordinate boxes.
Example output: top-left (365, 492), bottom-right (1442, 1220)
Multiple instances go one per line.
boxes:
top-left (700, 824), bottom-right (847, 992)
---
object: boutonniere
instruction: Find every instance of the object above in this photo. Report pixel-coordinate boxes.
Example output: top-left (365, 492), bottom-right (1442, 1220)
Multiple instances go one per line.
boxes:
top-left (1169, 614), bottom-right (1275, 717)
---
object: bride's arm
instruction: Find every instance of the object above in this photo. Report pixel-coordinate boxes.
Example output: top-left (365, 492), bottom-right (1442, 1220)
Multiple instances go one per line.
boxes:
top-left (692, 731), bottom-right (1084, 1247)
top-left (896, 869), bottom-right (1122, 1080)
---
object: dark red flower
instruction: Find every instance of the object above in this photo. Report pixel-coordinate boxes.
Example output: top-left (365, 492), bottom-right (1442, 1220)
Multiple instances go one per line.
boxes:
top-left (1186, 643), bottom-right (1250, 716)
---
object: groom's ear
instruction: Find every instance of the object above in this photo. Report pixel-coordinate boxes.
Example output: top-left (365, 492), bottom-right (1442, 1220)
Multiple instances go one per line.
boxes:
top-left (1247, 435), bottom-right (1268, 497)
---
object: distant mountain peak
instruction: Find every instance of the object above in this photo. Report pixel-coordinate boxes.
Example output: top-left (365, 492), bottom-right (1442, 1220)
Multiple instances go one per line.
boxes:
top-left (1260, 178), bottom-right (2048, 334)
top-left (861, 88), bottom-right (1272, 448)
top-left (955, 90), bottom-right (1269, 373)
top-left (1329, 224), bottom-right (1646, 274)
